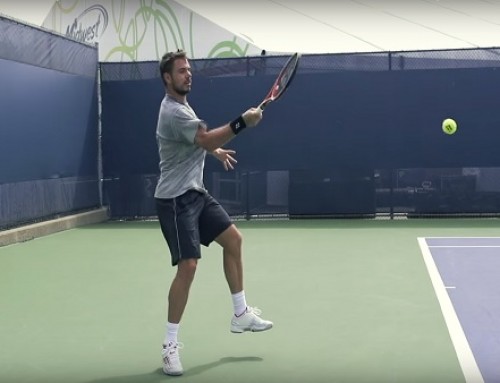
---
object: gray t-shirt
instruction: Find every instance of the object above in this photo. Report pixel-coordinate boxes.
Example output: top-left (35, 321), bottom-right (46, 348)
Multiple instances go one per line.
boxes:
top-left (154, 94), bottom-right (206, 199)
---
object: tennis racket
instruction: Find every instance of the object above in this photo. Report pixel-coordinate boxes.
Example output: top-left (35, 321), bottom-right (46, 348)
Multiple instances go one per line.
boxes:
top-left (259, 52), bottom-right (300, 110)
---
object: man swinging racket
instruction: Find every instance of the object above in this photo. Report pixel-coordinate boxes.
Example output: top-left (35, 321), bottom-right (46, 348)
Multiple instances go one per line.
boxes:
top-left (154, 50), bottom-right (274, 376)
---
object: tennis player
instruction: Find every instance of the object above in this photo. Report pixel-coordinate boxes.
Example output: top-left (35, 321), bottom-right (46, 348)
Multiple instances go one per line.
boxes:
top-left (155, 50), bottom-right (273, 376)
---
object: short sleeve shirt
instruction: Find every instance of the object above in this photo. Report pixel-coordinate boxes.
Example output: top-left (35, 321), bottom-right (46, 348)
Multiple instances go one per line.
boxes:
top-left (154, 94), bottom-right (206, 199)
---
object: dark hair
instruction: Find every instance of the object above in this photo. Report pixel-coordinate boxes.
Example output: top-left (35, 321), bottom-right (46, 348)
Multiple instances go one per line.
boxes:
top-left (159, 49), bottom-right (187, 86)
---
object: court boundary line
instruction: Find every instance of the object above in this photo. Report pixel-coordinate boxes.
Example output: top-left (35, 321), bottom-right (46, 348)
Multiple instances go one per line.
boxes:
top-left (417, 237), bottom-right (484, 383)
top-left (429, 245), bottom-right (500, 249)
top-left (425, 237), bottom-right (500, 238)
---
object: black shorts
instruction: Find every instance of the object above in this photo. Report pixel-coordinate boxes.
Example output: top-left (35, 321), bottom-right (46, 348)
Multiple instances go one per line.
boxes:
top-left (156, 190), bottom-right (232, 266)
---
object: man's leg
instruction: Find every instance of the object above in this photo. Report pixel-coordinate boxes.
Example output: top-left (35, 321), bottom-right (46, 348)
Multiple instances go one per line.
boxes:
top-left (156, 193), bottom-right (203, 376)
top-left (215, 224), bottom-right (273, 333)
top-left (168, 258), bottom-right (198, 323)
top-left (215, 224), bottom-right (243, 294)
top-left (162, 258), bottom-right (197, 376)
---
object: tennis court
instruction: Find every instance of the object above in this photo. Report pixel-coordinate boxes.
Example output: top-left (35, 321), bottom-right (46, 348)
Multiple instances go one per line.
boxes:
top-left (420, 236), bottom-right (500, 383)
top-left (3, 10), bottom-right (500, 383)
top-left (2, 218), bottom-right (499, 383)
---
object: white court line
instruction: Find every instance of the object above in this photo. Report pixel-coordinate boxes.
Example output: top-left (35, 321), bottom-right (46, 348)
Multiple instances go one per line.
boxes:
top-left (418, 237), bottom-right (484, 383)
top-left (429, 245), bottom-right (500, 249)
top-left (425, 237), bottom-right (500, 238)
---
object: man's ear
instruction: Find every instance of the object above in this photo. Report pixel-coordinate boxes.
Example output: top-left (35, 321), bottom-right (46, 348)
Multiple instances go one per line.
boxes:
top-left (163, 72), bottom-right (171, 85)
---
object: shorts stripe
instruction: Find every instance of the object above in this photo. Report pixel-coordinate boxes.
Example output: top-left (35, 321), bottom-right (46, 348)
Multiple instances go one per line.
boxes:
top-left (172, 198), bottom-right (182, 262)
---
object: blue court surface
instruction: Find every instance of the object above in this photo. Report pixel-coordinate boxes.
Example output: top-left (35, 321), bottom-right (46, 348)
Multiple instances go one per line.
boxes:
top-left (419, 237), bottom-right (500, 383)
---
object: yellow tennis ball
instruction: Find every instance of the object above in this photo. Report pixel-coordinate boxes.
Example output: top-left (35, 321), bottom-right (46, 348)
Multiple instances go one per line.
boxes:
top-left (442, 118), bottom-right (457, 135)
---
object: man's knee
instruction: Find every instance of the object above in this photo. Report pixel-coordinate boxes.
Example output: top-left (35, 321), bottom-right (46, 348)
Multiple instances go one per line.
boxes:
top-left (219, 225), bottom-right (243, 252)
top-left (228, 225), bottom-right (243, 250)
top-left (231, 227), bottom-right (243, 248)
top-left (176, 259), bottom-right (198, 281)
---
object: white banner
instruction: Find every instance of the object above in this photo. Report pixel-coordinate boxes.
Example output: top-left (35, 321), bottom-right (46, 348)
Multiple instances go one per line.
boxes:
top-left (42, 0), bottom-right (262, 61)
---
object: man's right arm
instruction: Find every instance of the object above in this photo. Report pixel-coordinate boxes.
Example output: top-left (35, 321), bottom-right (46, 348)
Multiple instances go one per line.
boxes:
top-left (194, 107), bottom-right (263, 152)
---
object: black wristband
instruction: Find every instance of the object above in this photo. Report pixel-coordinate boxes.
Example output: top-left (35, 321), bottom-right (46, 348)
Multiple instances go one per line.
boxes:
top-left (229, 116), bottom-right (247, 135)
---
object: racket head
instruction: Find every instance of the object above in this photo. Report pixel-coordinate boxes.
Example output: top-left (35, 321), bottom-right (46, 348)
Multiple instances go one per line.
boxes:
top-left (259, 52), bottom-right (300, 110)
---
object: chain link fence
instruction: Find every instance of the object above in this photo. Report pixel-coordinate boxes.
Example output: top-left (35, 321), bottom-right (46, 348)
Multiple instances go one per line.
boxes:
top-left (101, 47), bottom-right (500, 82)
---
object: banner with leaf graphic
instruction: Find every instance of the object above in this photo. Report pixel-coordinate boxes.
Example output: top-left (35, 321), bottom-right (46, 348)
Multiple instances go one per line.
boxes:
top-left (42, 0), bottom-right (262, 61)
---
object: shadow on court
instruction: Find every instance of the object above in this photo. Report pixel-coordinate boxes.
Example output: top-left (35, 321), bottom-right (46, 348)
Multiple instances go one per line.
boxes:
top-left (84, 356), bottom-right (263, 383)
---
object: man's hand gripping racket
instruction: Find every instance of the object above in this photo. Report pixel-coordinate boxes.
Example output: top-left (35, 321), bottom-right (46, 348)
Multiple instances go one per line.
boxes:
top-left (258, 52), bottom-right (301, 111)
top-left (229, 52), bottom-right (300, 135)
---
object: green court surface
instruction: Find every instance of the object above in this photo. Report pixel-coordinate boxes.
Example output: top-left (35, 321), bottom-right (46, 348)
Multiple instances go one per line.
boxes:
top-left (1, 218), bottom-right (499, 383)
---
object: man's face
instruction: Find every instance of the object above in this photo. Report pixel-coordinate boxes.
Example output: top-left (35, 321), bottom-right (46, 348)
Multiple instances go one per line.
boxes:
top-left (168, 58), bottom-right (192, 96)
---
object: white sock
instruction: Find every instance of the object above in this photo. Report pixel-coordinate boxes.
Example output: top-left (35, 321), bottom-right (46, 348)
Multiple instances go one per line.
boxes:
top-left (164, 322), bottom-right (179, 346)
top-left (232, 290), bottom-right (247, 317)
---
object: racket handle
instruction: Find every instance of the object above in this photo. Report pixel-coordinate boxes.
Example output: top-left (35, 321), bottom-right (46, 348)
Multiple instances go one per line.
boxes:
top-left (259, 100), bottom-right (269, 111)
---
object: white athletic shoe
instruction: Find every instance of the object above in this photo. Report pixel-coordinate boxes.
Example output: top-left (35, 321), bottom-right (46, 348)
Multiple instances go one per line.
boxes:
top-left (162, 341), bottom-right (184, 376)
top-left (230, 306), bottom-right (273, 333)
